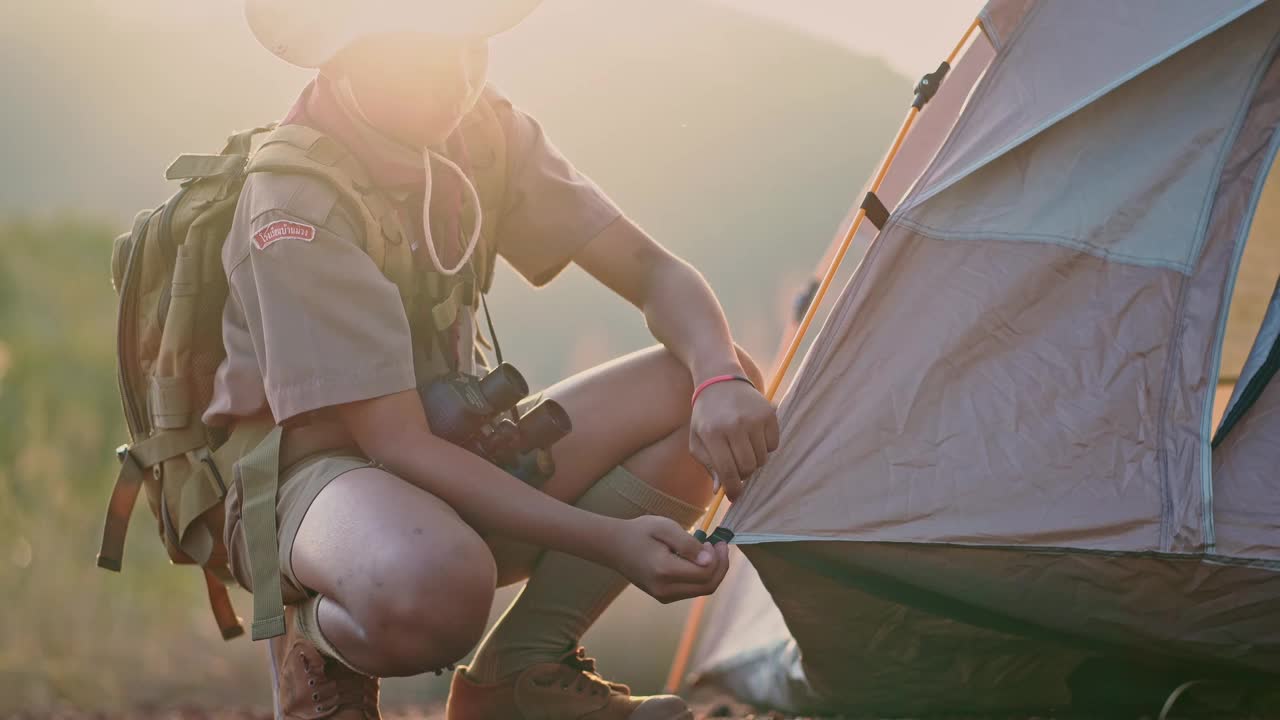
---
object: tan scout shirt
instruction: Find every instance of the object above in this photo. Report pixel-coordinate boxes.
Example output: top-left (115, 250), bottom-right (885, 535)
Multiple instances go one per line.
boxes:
top-left (202, 86), bottom-right (622, 427)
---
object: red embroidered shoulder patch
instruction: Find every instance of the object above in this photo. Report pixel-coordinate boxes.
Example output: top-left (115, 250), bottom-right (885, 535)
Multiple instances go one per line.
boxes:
top-left (252, 220), bottom-right (316, 251)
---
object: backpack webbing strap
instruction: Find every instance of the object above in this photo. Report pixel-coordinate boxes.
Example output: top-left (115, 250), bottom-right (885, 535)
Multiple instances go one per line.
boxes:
top-left (165, 153), bottom-right (249, 182)
top-left (237, 424), bottom-right (287, 640)
top-left (204, 568), bottom-right (245, 640)
top-left (246, 126), bottom-right (417, 296)
top-left (97, 425), bottom-right (209, 572)
top-left (431, 281), bottom-right (469, 332)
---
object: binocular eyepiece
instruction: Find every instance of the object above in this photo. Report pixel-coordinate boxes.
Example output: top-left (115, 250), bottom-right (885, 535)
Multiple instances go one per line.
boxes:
top-left (477, 363), bottom-right (528, 417)
top-left (420, 363), bottom-right (572, 475)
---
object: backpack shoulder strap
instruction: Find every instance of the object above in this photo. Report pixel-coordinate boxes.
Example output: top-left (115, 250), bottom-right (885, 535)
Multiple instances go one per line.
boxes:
top-left (246, 124), bottom-right (417, 296)
top-left (163, 125), bottom-right (277, 198)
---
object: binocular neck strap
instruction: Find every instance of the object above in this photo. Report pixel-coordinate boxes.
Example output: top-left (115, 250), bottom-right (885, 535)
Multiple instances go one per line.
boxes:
top-left (481, 292), bottom-right (503, 367)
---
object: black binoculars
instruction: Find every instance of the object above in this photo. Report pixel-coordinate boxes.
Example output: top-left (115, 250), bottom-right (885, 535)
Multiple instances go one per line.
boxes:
top-left (419, 363), bottom-right (572, 479)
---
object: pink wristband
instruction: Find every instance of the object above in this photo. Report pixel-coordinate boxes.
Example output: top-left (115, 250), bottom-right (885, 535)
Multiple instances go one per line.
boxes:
top-left (691, 374), bottom-right (756, 408)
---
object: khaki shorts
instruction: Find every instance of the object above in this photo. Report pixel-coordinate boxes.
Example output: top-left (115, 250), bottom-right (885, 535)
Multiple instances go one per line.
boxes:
top-left (224, 446), bottom-right (372, 605)
top-left (222, 393), bottom-right (554, 605)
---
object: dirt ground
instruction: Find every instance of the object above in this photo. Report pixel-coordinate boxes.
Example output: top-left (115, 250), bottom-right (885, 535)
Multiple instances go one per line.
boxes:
top-left (0, 686), bottom-right (1056, 720)
top-left (1, 700), bottom-right (787, 720)
top-left (0, 705), bottom-right (1021, 720)
top-left (1, 702), bottom-right (1264, 720)
top-left (7, 686), bottom-right (1271, 720)
top-left (0, 696), bottom-right (1114, 720)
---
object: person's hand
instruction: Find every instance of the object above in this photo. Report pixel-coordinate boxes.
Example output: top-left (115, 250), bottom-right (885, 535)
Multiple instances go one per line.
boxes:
top-left (690, 379), bottom-right (779, 500)
top-left (608, 516), bottom-right (731, 603)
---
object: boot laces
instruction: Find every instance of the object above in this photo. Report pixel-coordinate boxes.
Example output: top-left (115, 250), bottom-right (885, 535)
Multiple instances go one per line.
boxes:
top-left (531, 647), bottom-right (630, 698)
top-left (565, 647), bottom-right (631, 695)
top-left (298, 648), bottom-right (379, 717)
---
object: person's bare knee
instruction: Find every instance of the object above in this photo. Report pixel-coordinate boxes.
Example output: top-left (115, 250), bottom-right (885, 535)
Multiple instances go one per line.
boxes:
top-left (290, 467), bottom-right (497, 676)
top-left (360, 528), bottom-right (496, 675)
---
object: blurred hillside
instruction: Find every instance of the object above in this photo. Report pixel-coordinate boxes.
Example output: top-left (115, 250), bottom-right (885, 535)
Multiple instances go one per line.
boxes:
top-left (3, 0), bottom-right (908, 387)
top-left (0, 0), bottom-right (909, 712)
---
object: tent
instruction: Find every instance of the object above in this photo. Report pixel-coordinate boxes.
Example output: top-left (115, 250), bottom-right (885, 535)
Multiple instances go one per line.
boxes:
top-left (675, 0), bottom-right (1280, 714)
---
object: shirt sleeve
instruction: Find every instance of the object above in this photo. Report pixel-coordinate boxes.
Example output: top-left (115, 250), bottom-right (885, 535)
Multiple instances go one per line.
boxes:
top-left (489, 87), bottom-right (624, 287)
top-left (225, 176), bottom-right (418, 423)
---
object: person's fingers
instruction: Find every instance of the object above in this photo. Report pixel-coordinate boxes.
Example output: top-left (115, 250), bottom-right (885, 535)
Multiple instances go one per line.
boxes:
top-left (688, 433), bottom-right (711, 471)
top-left (765, 412), bottom-right (781, 452)
top-left (727, 430), bottom-right (759, 478)
top-left (653, 520), bottom-right (712, 567)
top-left (689, 435), bottom-right (720, 494)
top-left (718, 438), bottom-right (750, 501)
top-left (663, 544), bottom-right (731, 598)
top-left (708, 541), bottom-right (731, 584)
top-left (704, 435), bottom-right (741, 493)
top-left (749, 425), bottom-right (769, 467)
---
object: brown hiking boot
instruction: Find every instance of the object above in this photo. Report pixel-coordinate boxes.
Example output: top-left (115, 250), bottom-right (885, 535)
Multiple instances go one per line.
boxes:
top-left (445, 646), bottom-right (693, 720)
top-left (270, 606), bottom-right (381, 720)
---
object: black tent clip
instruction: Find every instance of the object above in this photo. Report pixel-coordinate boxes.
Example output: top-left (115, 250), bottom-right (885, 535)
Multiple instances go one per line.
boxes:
top-left (694, 526), bottom-right (736, 545)
top-left (913, 61), bottom-right (951, 110)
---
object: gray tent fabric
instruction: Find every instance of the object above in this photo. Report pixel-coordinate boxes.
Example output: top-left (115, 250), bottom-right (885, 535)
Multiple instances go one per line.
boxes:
top-left (687, 19), bottom-right (999, 706)
top-left (908, 0), bottom-right (1265, 211)
top-left (685, 548), bottom-right (823, 711)
top-left (689, 0), bottom-right (1280, 713)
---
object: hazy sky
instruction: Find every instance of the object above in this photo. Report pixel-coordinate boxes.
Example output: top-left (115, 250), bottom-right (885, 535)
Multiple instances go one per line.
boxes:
top-left (82, 0), bottom-right (988, 78)
top-left (710, 0), bottom-right (988, 77)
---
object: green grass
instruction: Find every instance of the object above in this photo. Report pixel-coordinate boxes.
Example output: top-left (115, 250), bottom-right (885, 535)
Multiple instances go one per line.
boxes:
top-left (0, 218), bottom-right (272, 709)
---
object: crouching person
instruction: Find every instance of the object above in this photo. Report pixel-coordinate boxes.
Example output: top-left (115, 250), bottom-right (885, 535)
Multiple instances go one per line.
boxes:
top-left (208, 1), bottom-right (779, 717)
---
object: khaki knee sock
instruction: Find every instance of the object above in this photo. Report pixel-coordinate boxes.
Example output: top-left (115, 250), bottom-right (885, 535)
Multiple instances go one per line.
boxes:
top-left (466, 465), bottom-right (704, 683)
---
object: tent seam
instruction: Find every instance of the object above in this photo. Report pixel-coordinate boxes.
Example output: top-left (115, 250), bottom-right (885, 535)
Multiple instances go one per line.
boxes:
top-left (729, 534), bottom-right (1280, 571)
top-left (899, 1), bottom-right (1040, 216)
top-left (1184, 36), bottom-right (1275, 273)
top-left (1199, 37), bottom-right (1280, 554)
top-left (1158, 27), bottom-right (1280, 554)
top-left (894, 217), bottom-right (1197, 272)
top-left (1155, 267), bottom-right (1187, 552)
top-left (978, 8), bottom-right (1001, 52)
top-left (902, 1), bottom-right (1266, 216)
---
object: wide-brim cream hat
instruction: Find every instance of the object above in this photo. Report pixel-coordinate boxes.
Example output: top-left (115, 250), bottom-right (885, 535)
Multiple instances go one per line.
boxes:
top-left (246, 0), bottom-right (543, 68)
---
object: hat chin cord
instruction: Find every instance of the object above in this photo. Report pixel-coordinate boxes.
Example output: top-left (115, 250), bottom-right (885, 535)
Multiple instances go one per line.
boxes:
top-left (420, 148), bottom-right (484, 277)
top-left (333, 72), bottom-right (485, 277)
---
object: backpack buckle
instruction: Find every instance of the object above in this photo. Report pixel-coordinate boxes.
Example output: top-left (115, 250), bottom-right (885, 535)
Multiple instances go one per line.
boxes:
top-left (196, 447), bottom-right (227, 497)
top-left (116, 443), bottom-right (139, 468)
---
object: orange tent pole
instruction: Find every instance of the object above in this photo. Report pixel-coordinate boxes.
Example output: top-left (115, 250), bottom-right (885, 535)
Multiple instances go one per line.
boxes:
top-left (664, 17), bottom-right (983, 694)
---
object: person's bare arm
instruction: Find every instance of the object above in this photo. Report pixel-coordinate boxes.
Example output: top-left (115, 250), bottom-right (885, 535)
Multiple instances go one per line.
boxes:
top-left (337, 389), bottom-right (730, 602)
top-left (574, 216), bottom-right (780, 500)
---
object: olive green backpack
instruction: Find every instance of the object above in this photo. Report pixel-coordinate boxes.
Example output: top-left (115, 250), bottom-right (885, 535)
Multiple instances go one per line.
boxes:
top-left (97, 107), bottom-right (507, 640)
